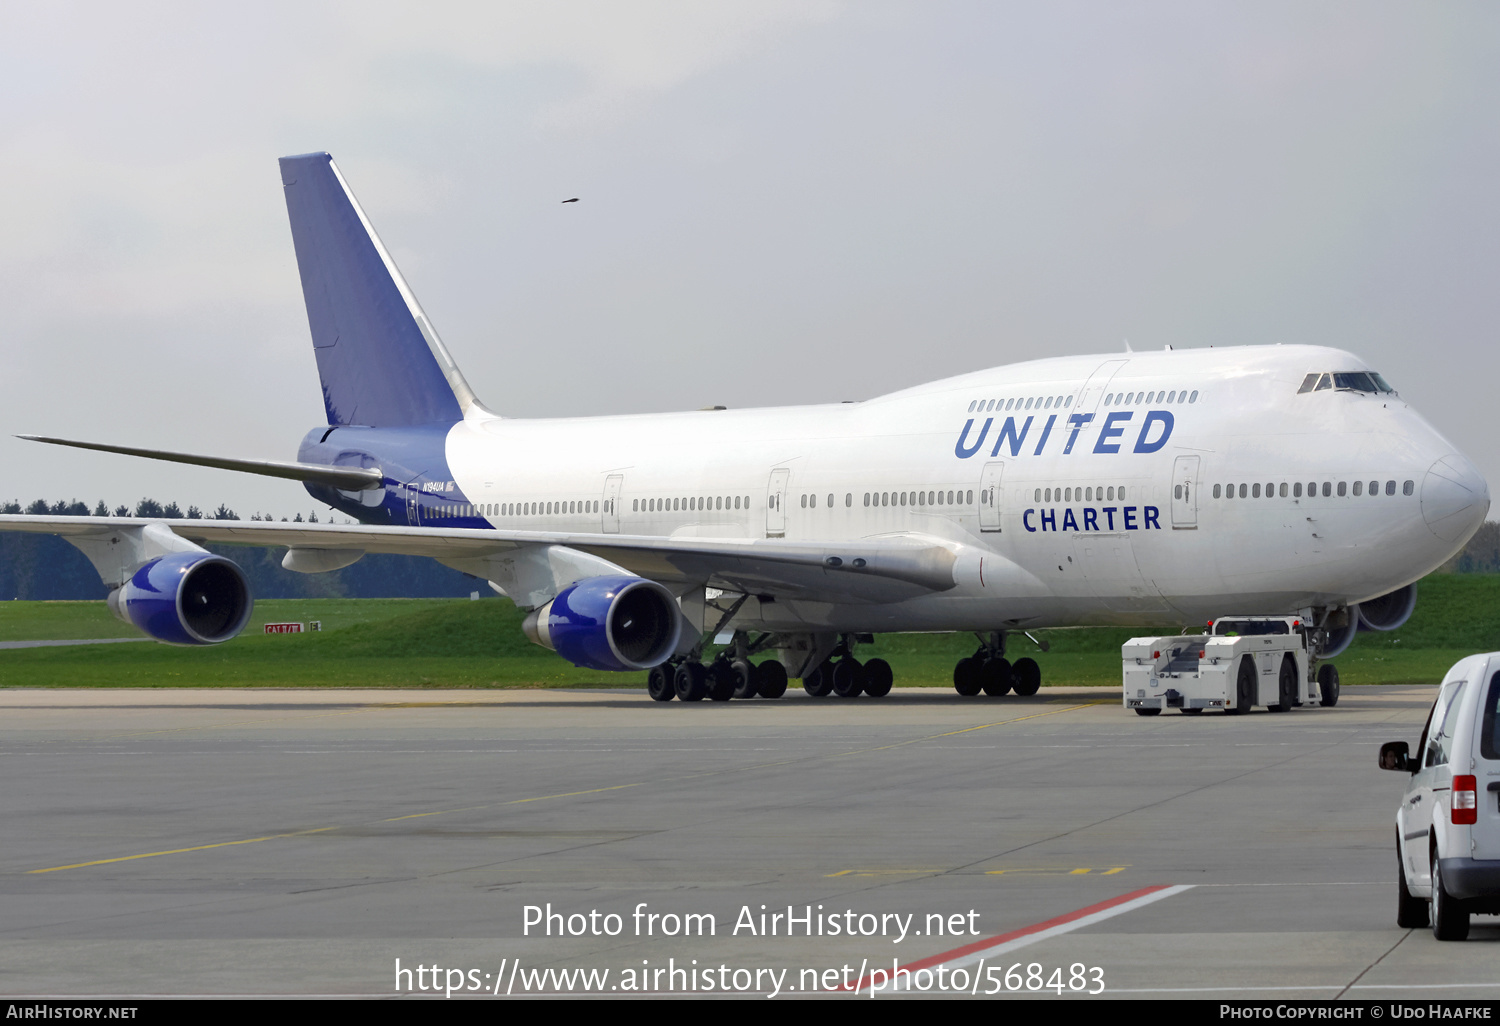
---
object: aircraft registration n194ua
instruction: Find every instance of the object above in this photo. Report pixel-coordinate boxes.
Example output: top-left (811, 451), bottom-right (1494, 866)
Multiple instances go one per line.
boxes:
top-left (2, 152), bottom-right (1489, 703)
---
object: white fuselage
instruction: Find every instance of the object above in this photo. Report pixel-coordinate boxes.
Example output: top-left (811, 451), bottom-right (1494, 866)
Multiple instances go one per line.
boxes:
top-left (441, 345), bottom-right (1487, 632)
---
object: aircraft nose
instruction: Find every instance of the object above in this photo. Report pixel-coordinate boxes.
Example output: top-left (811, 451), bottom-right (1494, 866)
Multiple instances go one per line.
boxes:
top-left (1421, 452), bottom-right (1490, 544)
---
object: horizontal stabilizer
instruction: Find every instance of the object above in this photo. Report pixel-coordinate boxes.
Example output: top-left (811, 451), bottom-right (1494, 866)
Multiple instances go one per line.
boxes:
top-left (16, 435), bottom-right (383, 491)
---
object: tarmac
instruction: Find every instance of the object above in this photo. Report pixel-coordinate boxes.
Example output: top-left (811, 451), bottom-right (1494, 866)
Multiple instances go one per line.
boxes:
top-left (0, 683), bottom-right (1492, 999)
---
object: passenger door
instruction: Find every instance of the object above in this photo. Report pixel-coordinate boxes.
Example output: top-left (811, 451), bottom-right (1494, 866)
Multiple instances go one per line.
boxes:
top-left (978, 461), bottom-right (1005, 532)
top-left (602, 475), bottom-right (623, 534)
top-left (1171, 455), bottom-right (1200, 529)
top-left (766, 468), bottom-right (790, 538)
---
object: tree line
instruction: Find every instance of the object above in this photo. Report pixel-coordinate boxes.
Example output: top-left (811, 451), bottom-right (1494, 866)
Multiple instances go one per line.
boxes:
top-left (0, 499), bottom-right (487, 600)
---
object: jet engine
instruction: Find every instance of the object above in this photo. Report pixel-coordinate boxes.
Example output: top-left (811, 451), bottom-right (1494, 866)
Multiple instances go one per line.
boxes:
top-left (521, 575), bottom-right (681, 671)
top-left (107, 552), bottom-right (254, 645)
top-left (1315, 609), bottom-right (1359, 659)
top-left (1357, 583), bottom-right (1418, 633)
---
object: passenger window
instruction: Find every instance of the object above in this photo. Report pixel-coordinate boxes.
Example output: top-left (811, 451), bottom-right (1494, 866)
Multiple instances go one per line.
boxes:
top-left (1166, 390), bottom-right (1176, 403)
top-left (1337, 482), bottom-right (1347, 497)
top-left (828, 493), bottom-right (835, 508)
top-left (966, 490), bottom-right (974, 504)
top-left (1104, 394), bottom-right (1113, 406)
top-left (1175, 484), bottom-right (1183, 499)
top-left (1404, 480), bottom-right (1414, 495)
top-left (1321, 482), bottom-right (1331, 497)
top-left (1035, 488), bottom-right (1041, 501)
top-left (1213, 484), bottom-right (1221, 498)
top-left (1386, 480), bottom-right (1395, 496)
top-left (1065, 396), bottom-right (1073, 407)
top-left (968, 401), bottom-right (977, 412)
top-left (1252, 483), bottom-right (1261, 498)
top-left (1353, 481), bottom-right (1363, 496)
top-left (863, 493), bottom-right (870, 507)
top-left (1279, 483), bottom-right (1287, 497)
top-left (1189, 390), bottom-right (1198, 402)
top-left (1239, 484), bottom-right (1247, 498)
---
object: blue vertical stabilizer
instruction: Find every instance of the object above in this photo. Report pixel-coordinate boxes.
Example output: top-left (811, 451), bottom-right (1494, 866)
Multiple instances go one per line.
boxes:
top-left (279, 152), bottom-right (483, 427)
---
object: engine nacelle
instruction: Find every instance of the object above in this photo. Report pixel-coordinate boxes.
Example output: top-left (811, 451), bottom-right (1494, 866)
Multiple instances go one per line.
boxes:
top-left (521, 575), bottom-right (681, 671)
top-left (1315, 609), bottom-right (1359, 659)
top-left (108, 552), bottom-right (254, 645)
top-left (1357, 583), bottom-right (1418, 633)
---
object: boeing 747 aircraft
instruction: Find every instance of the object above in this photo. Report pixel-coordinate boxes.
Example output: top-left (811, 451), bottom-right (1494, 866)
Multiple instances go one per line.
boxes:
top-left (2, 153), bottom-right (1489, 704)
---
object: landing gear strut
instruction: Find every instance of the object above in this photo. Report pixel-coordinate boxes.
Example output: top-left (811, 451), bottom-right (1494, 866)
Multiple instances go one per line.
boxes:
top-left (953, 632), bottom-right (1042, 698)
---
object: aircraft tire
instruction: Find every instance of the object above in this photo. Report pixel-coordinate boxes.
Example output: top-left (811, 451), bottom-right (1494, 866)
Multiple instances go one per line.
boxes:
top-left (953, 657), bottom-right (982, 696)
top-left (730, 659), bottom-right (758, 699)
top-left (832, 658), bottom-right (865, 698)
top-left (707, 660), bottom-right (735, 702)
top-left (755, 660), bottom-right (788, 699)
top-left (675, 662), bottom-right (708, 702)
top-left (980, 657), bottom-right (1013, 696)
top-left (803, 661), bottom-right (834, 698)
top-left (1318, 663), bottom-right (1340, 707)
top-left (863, 658), bottom-right (893, 697)
top-left (1012, 657), bottom-right (1041, 696)
top-left (647, 665), bottom-right (675, 702)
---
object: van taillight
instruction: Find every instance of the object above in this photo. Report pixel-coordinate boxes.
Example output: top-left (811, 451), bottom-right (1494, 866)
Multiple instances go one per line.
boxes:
top-left (1453, 775), bottom-right (1478, 825)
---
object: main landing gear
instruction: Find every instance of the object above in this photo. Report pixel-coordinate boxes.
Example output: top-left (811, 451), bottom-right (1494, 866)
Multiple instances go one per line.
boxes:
top-left (797, 633), bottom-right (893, 699)
top-left (647, 630), bottom-right (790, 703)
top-left (952, 632), bottom-right (1042, 698)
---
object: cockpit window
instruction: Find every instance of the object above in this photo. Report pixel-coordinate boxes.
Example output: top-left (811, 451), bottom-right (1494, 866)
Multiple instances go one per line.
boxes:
top-left (1333, 372), bottom-right (1377, 392)
top-left (1299, 371), bottom-right (1396, 395)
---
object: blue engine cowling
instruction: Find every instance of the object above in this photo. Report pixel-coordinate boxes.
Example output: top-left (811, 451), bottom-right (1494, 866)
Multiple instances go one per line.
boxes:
top-left (521, 575), bottom-right (681, 671)
top-left (108, 552), bottom-right (254, 645)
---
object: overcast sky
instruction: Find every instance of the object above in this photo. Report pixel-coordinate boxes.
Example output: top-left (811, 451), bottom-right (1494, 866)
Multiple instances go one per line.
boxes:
top-left (2, 1), bottom-right (1496, 519)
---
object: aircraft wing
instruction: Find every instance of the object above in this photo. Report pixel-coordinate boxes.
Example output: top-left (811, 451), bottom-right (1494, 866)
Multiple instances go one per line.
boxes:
top-left (0, 515), bottom-right (962, 606)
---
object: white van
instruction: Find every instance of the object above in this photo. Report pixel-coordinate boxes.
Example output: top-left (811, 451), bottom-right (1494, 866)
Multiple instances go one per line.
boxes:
top-left (1379, 653), bottom-right (1500, 939)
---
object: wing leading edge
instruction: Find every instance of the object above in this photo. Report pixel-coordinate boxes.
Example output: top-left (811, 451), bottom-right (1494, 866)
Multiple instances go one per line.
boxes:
top-left (0, 515), bottom-right (969, 607)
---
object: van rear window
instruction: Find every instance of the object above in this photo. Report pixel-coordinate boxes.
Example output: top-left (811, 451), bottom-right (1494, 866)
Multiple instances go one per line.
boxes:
top-left (1483, 671), bottom-right (1500, 761)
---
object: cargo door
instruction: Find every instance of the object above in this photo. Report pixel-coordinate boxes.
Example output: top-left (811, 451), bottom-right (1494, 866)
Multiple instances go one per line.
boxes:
top-left (978, 461), bottom-right (1005, 532)
top-left (1171, 455), bottom-right (1200, 529)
